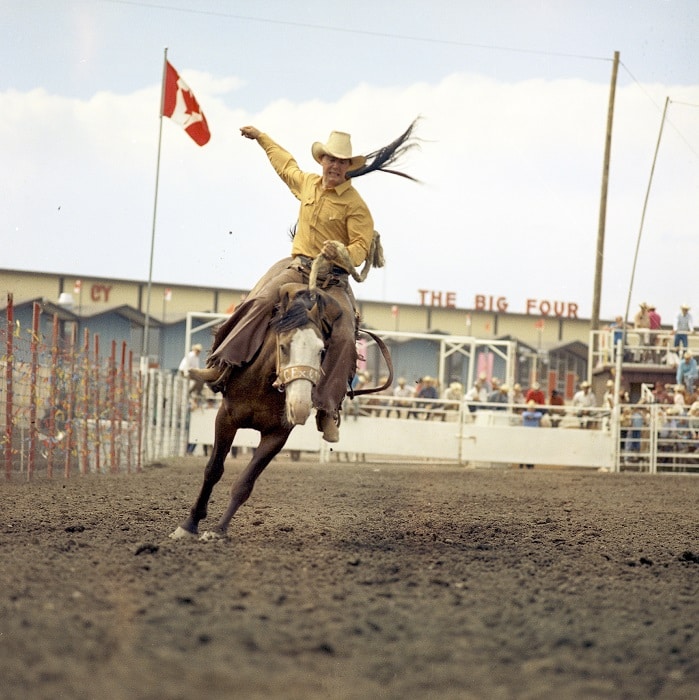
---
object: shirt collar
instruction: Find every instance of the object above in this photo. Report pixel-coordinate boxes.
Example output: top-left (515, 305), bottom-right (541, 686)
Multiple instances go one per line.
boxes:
top-left (319, 177), bottom-right (353, 195)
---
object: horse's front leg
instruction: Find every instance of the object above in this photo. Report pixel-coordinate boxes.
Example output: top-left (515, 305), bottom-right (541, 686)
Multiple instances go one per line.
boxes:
top-left (170, 419), bottom-right (236, 539)
top-left (202, 428), bottom-right (291, 539)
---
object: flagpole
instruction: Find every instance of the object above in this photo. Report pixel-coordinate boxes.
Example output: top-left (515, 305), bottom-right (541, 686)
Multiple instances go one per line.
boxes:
top-left (142, 47), bottom-right (169, 366)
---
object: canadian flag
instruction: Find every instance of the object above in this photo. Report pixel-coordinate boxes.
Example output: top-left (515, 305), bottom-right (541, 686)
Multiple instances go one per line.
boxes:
top-left (162, 61), bottom-right (211, 146)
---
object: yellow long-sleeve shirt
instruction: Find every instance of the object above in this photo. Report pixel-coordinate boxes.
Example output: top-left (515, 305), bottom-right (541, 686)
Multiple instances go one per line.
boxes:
top-left (256, 133), bottom-right (374, 270)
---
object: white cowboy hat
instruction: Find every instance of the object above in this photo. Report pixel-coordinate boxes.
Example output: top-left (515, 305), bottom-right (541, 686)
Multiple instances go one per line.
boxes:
top-left (192, 344), bottom-right (203, 352)
top-left (311, 131), bottom-right (366, 169)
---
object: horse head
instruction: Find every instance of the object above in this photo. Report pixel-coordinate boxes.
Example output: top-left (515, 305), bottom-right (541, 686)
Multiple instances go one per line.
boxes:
top-left (271, 283), bottom-right (328, 426)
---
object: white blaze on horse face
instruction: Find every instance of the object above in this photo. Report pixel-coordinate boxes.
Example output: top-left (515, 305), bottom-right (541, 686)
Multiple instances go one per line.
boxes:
top-left (284, 327), bottom-right (324, 426)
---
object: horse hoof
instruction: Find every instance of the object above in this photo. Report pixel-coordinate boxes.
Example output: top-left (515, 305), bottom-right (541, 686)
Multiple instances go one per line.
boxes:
top-left (199, 530), bottom-right (225, 542)
top-left (169, 526), bottom-right (197, 540)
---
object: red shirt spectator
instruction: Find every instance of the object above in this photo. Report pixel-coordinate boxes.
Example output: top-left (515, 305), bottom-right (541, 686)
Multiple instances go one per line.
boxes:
top-left (525, 382), bottom-right (546, 405)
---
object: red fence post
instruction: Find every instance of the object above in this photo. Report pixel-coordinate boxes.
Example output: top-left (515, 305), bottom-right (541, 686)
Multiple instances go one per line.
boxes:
top-left (119, 341), bottom-right (127, 473)
top-left (27, 302), bottom-right (42, 479)
top-left (63, 323), bottom-right (77, 479)
top-left (80, 328), bottom-right (90, 476)
top-left (46, 314), bottom-right (60, 478)
top-left (4, 293), bottom-right (14, 480)
top-left (135, 356), bottom-right (143, 473)
top-left (109, 340), bottom-right (117, 472)
top-left (93, 335), bottom-right (101, 474)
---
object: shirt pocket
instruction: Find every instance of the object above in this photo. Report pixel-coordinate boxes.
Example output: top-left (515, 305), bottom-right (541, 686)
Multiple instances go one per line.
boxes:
top-left (323, 204), bottom-right (348, 239)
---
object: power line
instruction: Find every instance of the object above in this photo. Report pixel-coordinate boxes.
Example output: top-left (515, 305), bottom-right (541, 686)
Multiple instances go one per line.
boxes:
top-left (621, 61), bottom-right (699, 161)
top-left (101, 0), bottom-right (612, 65)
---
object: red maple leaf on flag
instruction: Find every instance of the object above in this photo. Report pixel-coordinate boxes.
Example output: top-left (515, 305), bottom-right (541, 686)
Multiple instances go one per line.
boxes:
top-left (162, 61), bottom-right (211, 146)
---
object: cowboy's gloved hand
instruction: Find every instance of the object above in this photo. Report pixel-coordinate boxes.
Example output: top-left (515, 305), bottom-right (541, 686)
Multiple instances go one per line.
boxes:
top-left (321, 240), bottom-right (343, 261)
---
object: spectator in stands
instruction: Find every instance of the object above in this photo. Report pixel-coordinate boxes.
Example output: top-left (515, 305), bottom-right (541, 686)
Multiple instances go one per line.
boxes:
top-left (464, 376), bottom-right (489, 413)
top-left (440, 381), bottom-right (463, 420)
top-left (392, 377), bottom-right (415, 418)
top-left (572, 380), bottom-right (597, 429)
top-left (510, 383), bottom-right (526, 407)
top-left (549, 389), bottom-right (566, 427)
top-left (415, 376), bottom-right (439, 419)
top-left (653, 382), bottom-right (672, 405)
top-left (673, 303), bottom-right (693, 350)
top-left (348, 371), bottom-right (371, 418)
top-left (634, 302), bottom-right (651, 361)
top-left (648, 304), bottom-right (662, 358)
top-left (443, 381), bottom-right (463, 404)
top-left (676, 351), bottom-right (698, 394)
top-left (489, 383), bottom-right (509, 410)
top-left (602, 380), bottom-right (616, 410)
top-left (520, 400), bottom-right (543, 469)
top-left (661, 337), bottom-right (681, 368)
top-left (628, 405), bottom-right (646, 458)
top-left (673, 385), bottom-right (687, 414)
top-left (477, 372), bottom-right (492, 394)
top-left (525, 381), bottom-right (546, 406)
top-left (607, 316), bottom-right (628, 356)
top-left (369, 375), bottom-right (393, 417)
top-left (179, 343), bottom-right (204, 395)
top-left (687, 401), bottom-right (699, 439)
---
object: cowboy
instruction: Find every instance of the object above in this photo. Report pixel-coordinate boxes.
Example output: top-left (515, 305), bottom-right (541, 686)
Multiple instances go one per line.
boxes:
top-left (178, 343), bottom-right (204, 395)
top-left (676, 351), bottom-right (698, 394)
top-left (572, 380), bottom-right (597, 429)
top-left (673, 303), bottom-right (694, 350)
top-left (202, 123), bottom-right (418, 443)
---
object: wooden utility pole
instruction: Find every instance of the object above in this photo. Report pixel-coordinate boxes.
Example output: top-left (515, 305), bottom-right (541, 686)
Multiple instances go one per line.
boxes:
top-left (591, 50), bottom-right (620, 331)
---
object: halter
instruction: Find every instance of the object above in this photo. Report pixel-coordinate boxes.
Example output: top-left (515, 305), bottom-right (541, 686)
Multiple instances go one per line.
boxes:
top-left (271, 333), bottom-right (322, 392)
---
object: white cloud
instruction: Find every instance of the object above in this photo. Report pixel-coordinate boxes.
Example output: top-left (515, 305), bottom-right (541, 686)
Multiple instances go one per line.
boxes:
top-left (2, 72), bottom-right (698, 323)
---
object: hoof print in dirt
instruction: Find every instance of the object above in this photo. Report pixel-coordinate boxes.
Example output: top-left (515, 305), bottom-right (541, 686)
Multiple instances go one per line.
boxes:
top-left (680, 550), bottom-right (699, 564)
top-left (65, 524), bottom-right (85, 533)
top-left (135, 543), bottom-right (159, 556)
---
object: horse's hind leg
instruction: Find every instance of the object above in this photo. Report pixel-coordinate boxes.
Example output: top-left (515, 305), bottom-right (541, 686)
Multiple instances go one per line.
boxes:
top-left (171, 418), bottom-right (236, 538)
top-left (204, 429), bottom-right (291, 538)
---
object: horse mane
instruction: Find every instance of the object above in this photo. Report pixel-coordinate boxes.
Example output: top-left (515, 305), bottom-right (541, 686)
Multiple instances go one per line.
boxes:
top-left (271, 290), bottom-right (318, 334)
top-left (347, 118), bottom-right (422, 182)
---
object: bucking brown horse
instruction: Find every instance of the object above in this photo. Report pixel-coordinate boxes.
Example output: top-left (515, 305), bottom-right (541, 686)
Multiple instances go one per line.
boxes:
top-left (169, 280), bottom-right (338, 541)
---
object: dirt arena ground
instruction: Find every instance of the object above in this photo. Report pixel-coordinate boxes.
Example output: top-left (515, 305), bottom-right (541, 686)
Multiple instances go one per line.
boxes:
top-left (1, 454), bottom-right (698, 700)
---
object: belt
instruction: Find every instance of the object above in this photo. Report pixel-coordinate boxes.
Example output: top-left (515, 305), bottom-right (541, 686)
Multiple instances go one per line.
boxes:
top-left (294, 255), bottom-right (349, 277)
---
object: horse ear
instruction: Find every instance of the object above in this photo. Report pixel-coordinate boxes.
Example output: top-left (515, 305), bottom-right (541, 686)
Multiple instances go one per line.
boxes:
top-left (278, 282), bottom-right (307, 309)
top-left (316, 291), bottom-right (343, 328)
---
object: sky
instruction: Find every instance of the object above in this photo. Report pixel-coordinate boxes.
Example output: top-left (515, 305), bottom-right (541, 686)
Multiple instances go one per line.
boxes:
top-left (2, 0), bottom-right (698, 324)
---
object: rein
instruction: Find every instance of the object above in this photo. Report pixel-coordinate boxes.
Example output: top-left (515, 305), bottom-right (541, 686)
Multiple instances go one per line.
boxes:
top-left (349, 328), bottom-right (394, 398)
top-left (305, 240), bottom-right (393, 399)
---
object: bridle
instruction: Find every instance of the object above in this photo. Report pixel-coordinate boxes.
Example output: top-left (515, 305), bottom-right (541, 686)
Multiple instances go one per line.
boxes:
top-left (271, 325), bottom-right (323, 392)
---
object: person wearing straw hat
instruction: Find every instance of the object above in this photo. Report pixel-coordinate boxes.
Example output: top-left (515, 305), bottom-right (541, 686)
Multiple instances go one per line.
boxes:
top-left (572, 380), bottom-right (597, 429)
top-left (673, 303), bottom-right (694, 350)
top-left (178, 343), bottom-right (204, 395)
top-left (202, 122), bottom-right (420, 443)
top-left (676, 350), bottom-right (698, 395)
